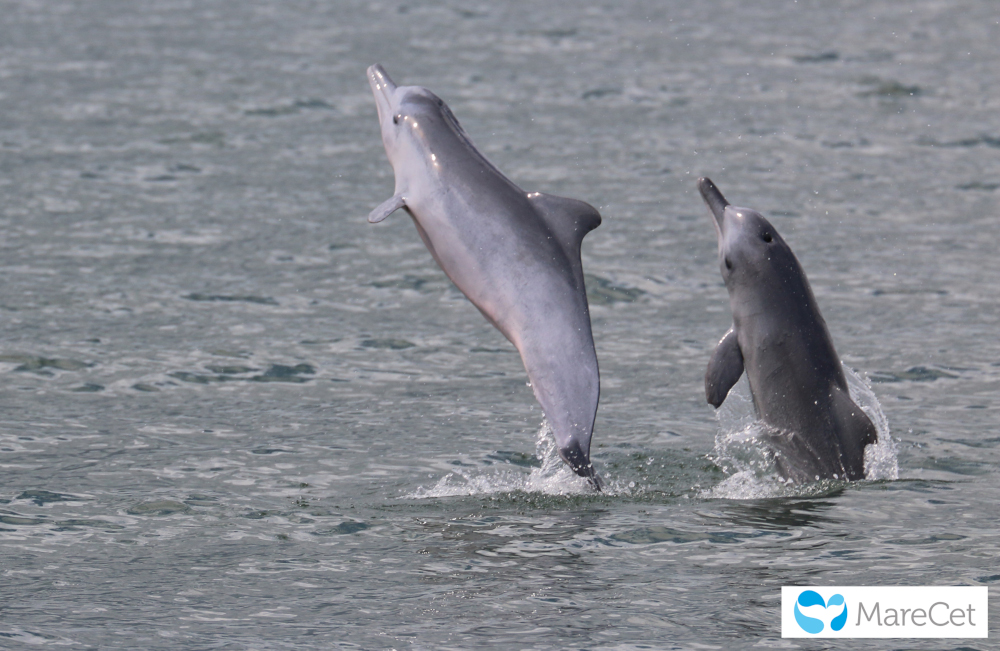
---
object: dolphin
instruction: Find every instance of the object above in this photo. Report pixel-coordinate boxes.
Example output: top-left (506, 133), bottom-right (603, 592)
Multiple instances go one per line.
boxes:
top-left (367, 64), bottom-right (603, 489)
top-left (698, 177), bottom-right (877, 482)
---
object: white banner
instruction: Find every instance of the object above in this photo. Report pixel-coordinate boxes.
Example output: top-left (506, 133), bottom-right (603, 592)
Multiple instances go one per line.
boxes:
top-left (781, 586), bottom-right (988, 638)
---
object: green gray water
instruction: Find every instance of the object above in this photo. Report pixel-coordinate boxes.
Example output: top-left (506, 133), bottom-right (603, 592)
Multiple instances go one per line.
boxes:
top-left (1, 0), bottom-right (998, 648)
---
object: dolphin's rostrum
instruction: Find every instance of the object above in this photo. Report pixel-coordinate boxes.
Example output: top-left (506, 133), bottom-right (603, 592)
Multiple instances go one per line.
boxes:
top-left (699, 177), bottom-right (877, 483)
top-left (367, 64), bottom-right (603, 489)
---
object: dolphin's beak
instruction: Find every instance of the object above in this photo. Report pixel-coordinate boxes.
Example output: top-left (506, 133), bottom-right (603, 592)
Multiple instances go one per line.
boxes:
top-left (367, 64), bottom-right (397, 125)
top-left (697, 177), bottom-right (729, 239)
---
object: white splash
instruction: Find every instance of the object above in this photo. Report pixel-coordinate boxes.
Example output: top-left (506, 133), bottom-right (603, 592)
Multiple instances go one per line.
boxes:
top-left (705, 363), bottom-right (897, 499)
top-left (846, 364), bottom-right (898, 482)
top-left (405, 422), bottom-right (607, 498)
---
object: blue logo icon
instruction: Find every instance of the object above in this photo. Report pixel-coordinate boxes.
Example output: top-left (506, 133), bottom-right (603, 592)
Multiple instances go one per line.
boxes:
top-left (794, 590), bottom-right (847, 634)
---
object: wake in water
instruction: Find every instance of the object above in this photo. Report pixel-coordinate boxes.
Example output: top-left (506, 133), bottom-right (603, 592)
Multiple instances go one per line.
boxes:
top-left (705, 363), bottom-right (898, 499)
top-left (406, 422), bottom-right (618, 498)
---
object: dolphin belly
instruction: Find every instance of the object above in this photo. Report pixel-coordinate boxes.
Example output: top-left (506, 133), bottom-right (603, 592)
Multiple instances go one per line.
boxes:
top-left (738, 307), bottom-right (872, 480)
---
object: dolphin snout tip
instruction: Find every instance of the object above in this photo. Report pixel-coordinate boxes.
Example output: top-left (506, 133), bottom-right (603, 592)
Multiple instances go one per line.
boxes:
top-left (696, 177), bottom-right (725, 205)
top-left (367, 63), bottom-right (396, 92)
top-left (697, 177), bottom-right (729, 230)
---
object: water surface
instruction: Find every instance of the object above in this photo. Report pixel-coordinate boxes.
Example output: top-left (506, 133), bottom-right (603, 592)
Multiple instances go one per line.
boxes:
top-left (1, 1), bottom-right (998, 648)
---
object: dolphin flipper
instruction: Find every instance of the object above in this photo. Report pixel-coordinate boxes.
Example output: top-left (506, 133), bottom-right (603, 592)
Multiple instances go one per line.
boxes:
top-left (369, 194), bottom-right (406, 223)
top-left (706, 328), bottom-right (744, 408)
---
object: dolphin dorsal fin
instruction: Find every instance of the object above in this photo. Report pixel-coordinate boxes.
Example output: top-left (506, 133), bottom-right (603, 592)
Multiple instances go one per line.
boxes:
top-left (527, 192), bottom-right (601, 258)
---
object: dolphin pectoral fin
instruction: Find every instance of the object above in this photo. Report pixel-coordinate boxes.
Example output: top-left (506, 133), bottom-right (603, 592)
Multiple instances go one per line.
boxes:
top-left (527, 193), bottom-right (602, 259)
top-left (706, 328), bottom-right (744, 408)
top-left (368, 194), bottom-right (405, 223)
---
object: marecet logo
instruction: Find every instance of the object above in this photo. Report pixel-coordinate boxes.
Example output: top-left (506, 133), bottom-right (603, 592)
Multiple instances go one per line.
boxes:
top-left (781, 586), bottom-right (988, 639)
top-left (793, 590), bottom-right (847, 634)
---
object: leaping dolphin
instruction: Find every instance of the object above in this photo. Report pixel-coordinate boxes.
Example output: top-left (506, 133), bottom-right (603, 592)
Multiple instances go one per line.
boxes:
top-left (698, 177), bottom-right (877, 482)
top-left (367, 64), bottom-right (603, 489)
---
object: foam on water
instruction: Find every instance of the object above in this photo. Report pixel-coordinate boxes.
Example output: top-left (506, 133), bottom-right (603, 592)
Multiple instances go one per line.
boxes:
top-left (705, 363), bottom-right (897, 499)
top-left (406, 422), bottom-right (625, 498)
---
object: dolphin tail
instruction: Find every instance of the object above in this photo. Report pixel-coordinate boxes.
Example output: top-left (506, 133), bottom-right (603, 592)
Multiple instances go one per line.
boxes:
top-left (559, 437), bottom-right (603, 491)
top-left (517, 193), bottom-right (603, 490)
top-left (519, 329), bottom-right (602, 491)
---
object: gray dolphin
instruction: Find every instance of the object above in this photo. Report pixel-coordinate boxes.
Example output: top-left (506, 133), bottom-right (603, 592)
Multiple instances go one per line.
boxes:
top-left (698, 177), bottom-right (877, 482)
top-left (367, 64), bottom-right (603, 489)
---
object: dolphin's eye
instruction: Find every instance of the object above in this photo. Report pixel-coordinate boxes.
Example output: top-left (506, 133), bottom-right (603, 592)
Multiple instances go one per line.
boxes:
top-left (437, 98), bottom-right (444, 107)
top-left (393, 114), bottom-right (400, 125)
top-left (762, 232), bottom-right (772, 243)
top-left (724, 257), bottom-right (733, 270)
